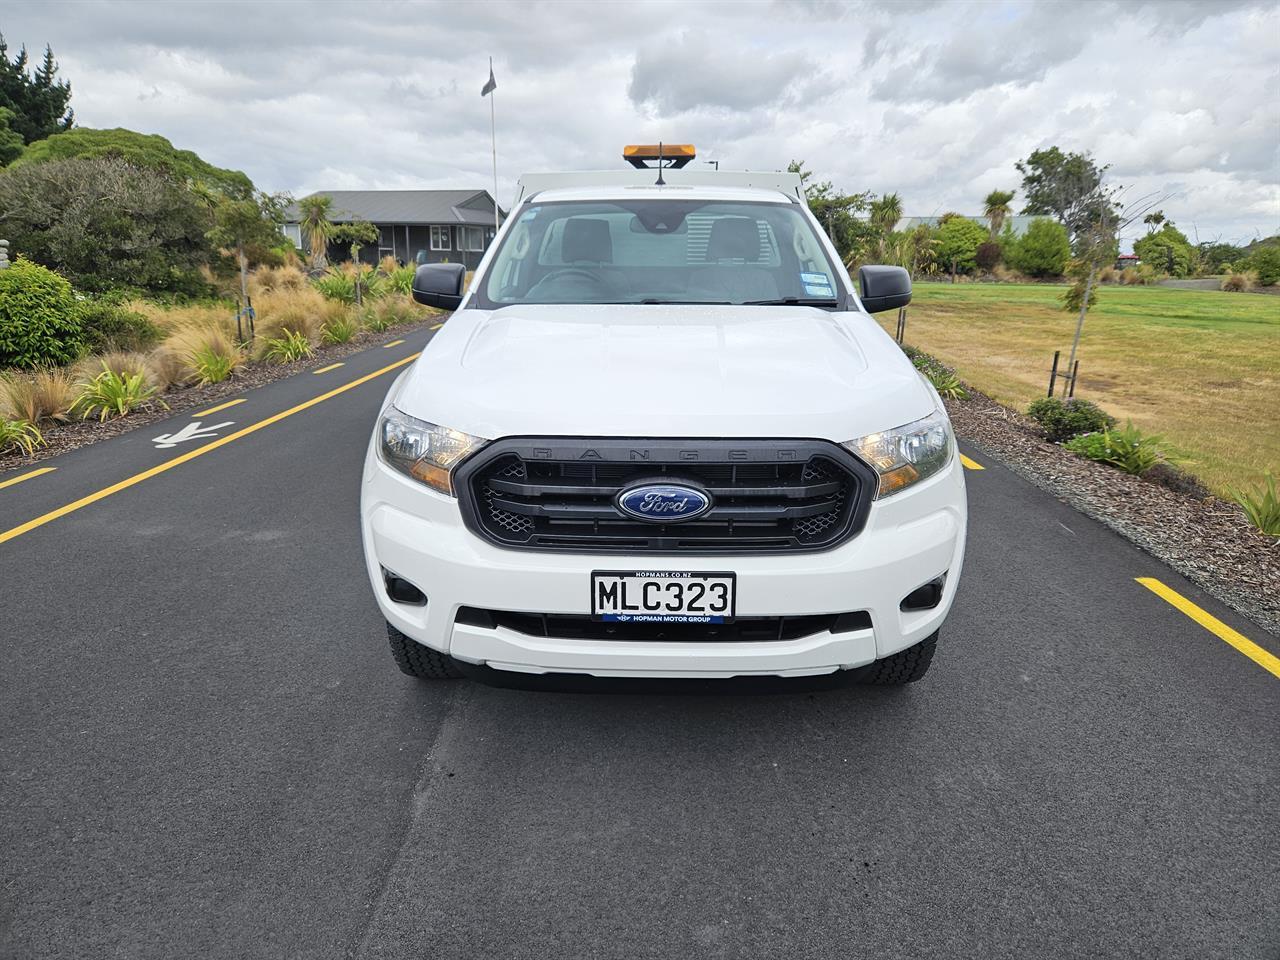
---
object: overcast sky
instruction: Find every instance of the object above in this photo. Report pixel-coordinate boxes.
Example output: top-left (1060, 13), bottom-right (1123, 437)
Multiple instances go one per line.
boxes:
top-left (4, 0), bottom-right (1278, 249)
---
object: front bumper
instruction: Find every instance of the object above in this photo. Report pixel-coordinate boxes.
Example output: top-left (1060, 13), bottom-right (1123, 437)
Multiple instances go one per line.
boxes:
top-left (360, 444), bottom-right (967, 678)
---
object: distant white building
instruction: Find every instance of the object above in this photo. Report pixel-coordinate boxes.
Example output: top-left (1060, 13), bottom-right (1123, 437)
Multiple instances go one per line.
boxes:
top-left (895, 214), bottom-right (1040, 237)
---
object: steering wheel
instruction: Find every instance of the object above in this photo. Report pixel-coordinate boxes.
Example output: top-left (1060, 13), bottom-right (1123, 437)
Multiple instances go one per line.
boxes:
top-left (538, 268), bottom-right (609, 286)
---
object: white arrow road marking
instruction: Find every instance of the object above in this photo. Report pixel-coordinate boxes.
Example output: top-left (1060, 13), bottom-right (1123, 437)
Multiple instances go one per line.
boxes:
top-left (152, 420), bottom-right (235, 449)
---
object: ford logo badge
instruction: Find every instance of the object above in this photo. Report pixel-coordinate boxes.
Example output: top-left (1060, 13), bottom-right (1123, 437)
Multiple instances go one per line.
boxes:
top-left (615, 482), bottom-right (712, 523)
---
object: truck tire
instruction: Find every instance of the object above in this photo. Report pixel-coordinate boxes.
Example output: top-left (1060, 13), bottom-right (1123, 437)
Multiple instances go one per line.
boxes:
top-left (858, 632), bottom-right (938, 685)
top-left (387, 622), bottom-right (465, 680)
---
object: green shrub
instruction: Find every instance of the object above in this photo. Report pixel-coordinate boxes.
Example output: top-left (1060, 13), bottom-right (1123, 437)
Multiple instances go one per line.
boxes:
top-left (0, 418), bottom-right (44, 456)
top-left (190, 344), bottom-right (240, 384)
top-left (261, 328), bottom-right (313, 364)
top-left (1007, 218), bottom-right (1070, 278)
top-left (73, 364), bottom-right (165, 421)
top-left (1233, 475), bottom-right (1280, 537)
top-left (1064, 431), bottom-right (1108, 461)
top-left (974, 241), bottom-right (1002, 272)
top-left (0, 157), bottom-right (215, 295)
top-left (313, 267), bottom-right (357, 303)
top-left (320, 314), bottom-right (359, 345)
top-left (1065, 423), bottom-right (1169, 476)
top-left (1246, 246), bottom-right (1280, 286)
top-left (361, 307), bottom-right (393, 333)
top-left (0, 258), bottom-right (84, 368)
top-left (77, 299), bottom-right (163, 354)
top-left (910, 354), bottom-right (968, 400)
top-left (364, 294), bottom-right (421, 330)
top-left (1027, 397), bottom-right (1115, 442)
top-left (385, 264), bottom-right (415, 295)
top-left (1134, 223), bottom-right (1194, 278)
top-left (1099, 422), bottom-right (1168, 475)
top-left (934, 215), bottom-right (989, 274)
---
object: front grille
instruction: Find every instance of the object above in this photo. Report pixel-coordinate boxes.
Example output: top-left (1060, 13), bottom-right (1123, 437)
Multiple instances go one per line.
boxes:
top-left (456, 606), bottom-right (873, 642)
top-left (454, 438), bottom-right (877, 554)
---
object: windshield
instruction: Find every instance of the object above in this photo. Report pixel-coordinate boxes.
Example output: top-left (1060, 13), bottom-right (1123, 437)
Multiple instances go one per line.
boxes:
top-left (475, 199), bottom-right (844, 307)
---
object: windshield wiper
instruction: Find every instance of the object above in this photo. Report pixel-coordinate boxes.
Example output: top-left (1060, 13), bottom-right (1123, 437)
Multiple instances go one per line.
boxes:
top-left (637, 298), bottom-right (732, 305)
top-left (742, 297), bottom-right (840, 306)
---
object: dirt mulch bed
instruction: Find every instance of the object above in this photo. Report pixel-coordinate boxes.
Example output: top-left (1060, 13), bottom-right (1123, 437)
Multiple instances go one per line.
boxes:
top-left (0, 320), bottom-right (436, 475)
top-left (945, 391), bottom-right (1280, 637)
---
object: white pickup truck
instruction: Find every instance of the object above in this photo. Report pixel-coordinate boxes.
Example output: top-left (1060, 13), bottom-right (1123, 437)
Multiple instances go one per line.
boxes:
top-left (360, 146), bottom-right (966, 683)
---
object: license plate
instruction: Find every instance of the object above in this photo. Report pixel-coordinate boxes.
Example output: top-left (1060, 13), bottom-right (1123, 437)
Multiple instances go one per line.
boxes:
top-left (591, 571), bottom-right (736, 623)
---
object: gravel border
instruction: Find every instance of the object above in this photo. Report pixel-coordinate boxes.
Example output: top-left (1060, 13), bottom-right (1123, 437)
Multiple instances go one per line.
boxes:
top-left (945, 389), bottom-right (1279, 637)
top-left (0, 319), bottom-right (436, 476)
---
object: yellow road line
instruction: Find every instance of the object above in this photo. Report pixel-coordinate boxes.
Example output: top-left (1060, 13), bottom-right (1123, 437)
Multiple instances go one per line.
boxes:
top-left (382, 339), bottom-right (405, 348)
top-left (0, 467), bottom-right (56, 491)
top-left (0, 354), bottom-right (419, 546)
top-left (960, 454), bottom-right (984, 471)
top-left (313, 362), bottom-right (344, 375)
top-left (1136, 577), bottom-right (1280, 679)
top-left (429, 322), bottom-right (444, 330)
top-left (195, 398), bottom-right (246, 417)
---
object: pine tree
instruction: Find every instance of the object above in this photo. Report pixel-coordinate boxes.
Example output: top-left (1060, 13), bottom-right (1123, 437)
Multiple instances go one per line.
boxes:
top-left (0, 34), bottom-right (73, 146)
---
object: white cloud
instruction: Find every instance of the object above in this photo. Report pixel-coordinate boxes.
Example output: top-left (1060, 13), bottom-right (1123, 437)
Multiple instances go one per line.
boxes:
top-left (0, 0), bottom-right (1275, 246)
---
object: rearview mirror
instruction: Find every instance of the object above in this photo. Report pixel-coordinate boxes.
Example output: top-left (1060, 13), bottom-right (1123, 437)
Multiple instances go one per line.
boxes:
top-left (412, 262), bottom-right (466, 310)
top-left (858, 265), bottom-right (912, 313)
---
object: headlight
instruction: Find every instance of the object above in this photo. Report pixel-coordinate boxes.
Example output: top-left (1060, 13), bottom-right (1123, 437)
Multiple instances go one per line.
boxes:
top-left (843, 408), bottom-right (953, 498)
top-left (378, 406), bottom-right (487, 496)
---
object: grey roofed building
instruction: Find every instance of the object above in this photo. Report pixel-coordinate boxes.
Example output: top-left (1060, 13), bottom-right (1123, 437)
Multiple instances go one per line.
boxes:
top-left (281, 189), bottom-right (505, 269)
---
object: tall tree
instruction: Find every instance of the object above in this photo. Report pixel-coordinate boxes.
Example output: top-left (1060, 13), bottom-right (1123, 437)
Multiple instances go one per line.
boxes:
top-left (1142, 210), bottom-right (1166, 232)
top-left (0, 35), bottom-right (73, 145)
top-left (297, 195), bottom-right (335, 269)
top-left (869, 193), bottom-right (902, 233)
top-left (787, 160), bottom-right (874, 262)
top-left (207, 192), bottom-right (291, 312)
top-left (983, 189), bottom-right (1015, 237)
top-left (1015, 147), bottom-right (1112, 239)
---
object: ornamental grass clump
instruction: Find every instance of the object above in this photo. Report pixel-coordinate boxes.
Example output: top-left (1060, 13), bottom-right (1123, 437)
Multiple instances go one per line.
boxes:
top-left (909, 352), bottom-right (969, 400)
top-left (0, 367), bottom-right (77, 424)
top-left (1232, 475), bottom-right (1280, 537)
top-left (1065, 423), bottom-right (1170, 476)
top-left (320, 314), bottom-right (359, 345)
top-left (73, 364), bottom-right (167, 422)
top-left (0, 417), bottom-right (44, 455)
top-left (260, 328), bottom-right (313, 364)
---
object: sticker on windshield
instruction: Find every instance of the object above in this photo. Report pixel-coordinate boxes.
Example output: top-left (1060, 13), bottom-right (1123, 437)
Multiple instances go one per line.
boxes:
top-left (520, 209), bottom-right (538, 221)
top-left (800, 272), bottom-right (834, 297)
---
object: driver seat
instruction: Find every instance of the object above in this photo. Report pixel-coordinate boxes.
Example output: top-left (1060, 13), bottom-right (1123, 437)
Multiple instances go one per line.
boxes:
top-left (560, 218), bottom-right (626, 294)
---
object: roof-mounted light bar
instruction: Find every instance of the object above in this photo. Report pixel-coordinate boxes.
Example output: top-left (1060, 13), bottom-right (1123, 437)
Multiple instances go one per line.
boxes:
top-left (623, 143), bottom-right (696, 169)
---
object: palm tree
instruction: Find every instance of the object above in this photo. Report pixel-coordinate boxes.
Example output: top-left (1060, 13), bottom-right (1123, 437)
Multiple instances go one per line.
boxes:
top-left (297, 194), bottom-right (335, 269)
top-left (870, 193), bottom-right (903, 233)
top-left (867, 193), bottom-right (903, 262)
top-left (983, 189), bottom-right (1015, 238)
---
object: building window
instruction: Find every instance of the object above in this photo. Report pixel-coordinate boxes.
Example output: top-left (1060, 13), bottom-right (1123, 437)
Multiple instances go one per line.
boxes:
top-left (463, 226), bottom-right (485, 252)
top-left (430, 226), bottom-right (451, 251)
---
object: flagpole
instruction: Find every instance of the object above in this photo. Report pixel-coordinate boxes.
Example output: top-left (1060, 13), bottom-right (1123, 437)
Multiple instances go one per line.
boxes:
top-left (489, 57), bottom-right (499, 233)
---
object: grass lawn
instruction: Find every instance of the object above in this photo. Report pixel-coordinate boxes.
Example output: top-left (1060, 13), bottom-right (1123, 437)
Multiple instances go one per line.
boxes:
top-left (877, 282), bottom-right (1280, 496)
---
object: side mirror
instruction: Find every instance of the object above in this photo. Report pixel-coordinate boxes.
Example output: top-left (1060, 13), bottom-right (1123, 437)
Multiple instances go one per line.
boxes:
top-left (858, 265), bottom-right (912, 313)
top-left (412, 262), bottom-right (466, 310)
